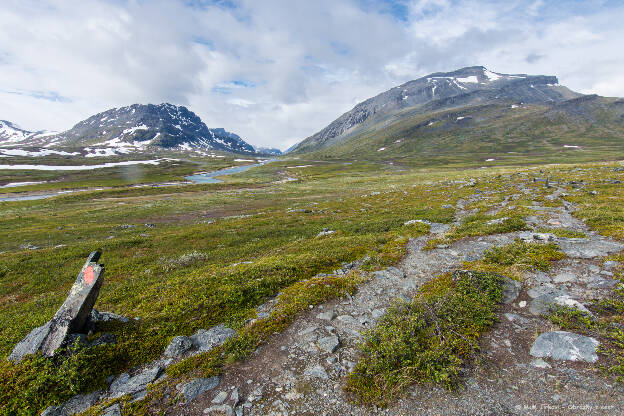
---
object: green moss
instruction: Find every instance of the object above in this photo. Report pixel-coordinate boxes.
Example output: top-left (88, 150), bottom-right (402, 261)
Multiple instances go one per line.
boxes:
top-left (535, 227), bottom-right (588, 238)
top-left (482, 240), bottom-right (565, 271)
top-left (344, 270), bottom-right (503, 407)
top-left (424, 214), bottom-right (528, 250)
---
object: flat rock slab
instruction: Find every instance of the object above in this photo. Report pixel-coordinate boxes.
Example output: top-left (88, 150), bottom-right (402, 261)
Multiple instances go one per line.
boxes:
top-left (41, 391), bottom-right (101, 416)
top-left (178, 377), bottom-right (220, 402)
top-left (530, 331), bottom-right (599, 363)
top-left (556, 237), bottom-right (624, 259)
top-left (9, 251), bottom-right (105, 362)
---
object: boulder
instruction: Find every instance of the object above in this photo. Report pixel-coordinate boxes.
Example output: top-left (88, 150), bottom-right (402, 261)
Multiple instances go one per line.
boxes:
top-left (108, 365), bottom-right (163, 399)
top-left (178, 377), bottom-right (220, 403)
top-left (164, 335), bottom-right (193, 358)
top-left (530, 331), bottom-right (599, 363)
top-left (9, 251), bottom-right (105, 362)
top-left (190, 325), bottom-right (236, 352)
top-left (40, 391), bottom-right (101, 416)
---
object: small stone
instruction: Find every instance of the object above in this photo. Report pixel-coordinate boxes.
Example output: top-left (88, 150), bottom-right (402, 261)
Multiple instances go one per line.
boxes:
top-left (553, 272), bottom-right (576, 283)
top-left (109, 366), bottom-right (163, 399)
top-left (212, 390), bottom-right (229, 404)
top-left (371, 308), bottom-right (385, 319)
top-left (531, 359), bottom-right (551, 369)
top-left (501, 277), bottom-right (521, 304)
top-left (316, 311), bottom-right (335, 321)
top-left (304, 365), bottom-right (329, 379)
top-left (204, 404), bottom-right (234, 416)
top-left (40, 391), bottom-right (101, 416)
top-left (229, 388), bottom-right (240, 407)
top-left (317, 335), bottom-right (340, 353)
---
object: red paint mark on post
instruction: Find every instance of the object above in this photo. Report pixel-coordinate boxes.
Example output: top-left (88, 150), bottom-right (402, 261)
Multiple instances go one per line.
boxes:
top-left (84, 266), bottom-right (95, 285)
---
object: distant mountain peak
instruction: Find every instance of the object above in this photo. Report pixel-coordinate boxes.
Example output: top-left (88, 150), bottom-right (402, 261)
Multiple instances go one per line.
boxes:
top-left (0, 120), bottom-right (57, 146)
top-left (53, 103), bottom-right (255, 154)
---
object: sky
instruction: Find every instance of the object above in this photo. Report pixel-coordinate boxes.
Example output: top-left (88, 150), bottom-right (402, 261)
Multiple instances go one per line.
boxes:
top-left (1, 0), bottom-right (623, 150)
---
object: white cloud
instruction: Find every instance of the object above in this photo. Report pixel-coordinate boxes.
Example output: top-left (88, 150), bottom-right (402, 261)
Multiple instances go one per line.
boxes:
top-left (0, 0), bottom-right (623, 150)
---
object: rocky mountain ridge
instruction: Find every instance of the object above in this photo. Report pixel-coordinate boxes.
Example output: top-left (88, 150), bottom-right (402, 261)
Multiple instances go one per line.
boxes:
top-left (0, 120), bottom-right (56, 146)
top-left (291, 66), bottom-right (586, 154)
top-left (0, 104), bottom-right (262, 156)
top-left (50, 103), bottom-right (255, 154)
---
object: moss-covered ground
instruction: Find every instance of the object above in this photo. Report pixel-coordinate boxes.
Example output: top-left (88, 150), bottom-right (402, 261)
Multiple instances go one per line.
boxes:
top-left (2, 156), bottom-right (624, 414)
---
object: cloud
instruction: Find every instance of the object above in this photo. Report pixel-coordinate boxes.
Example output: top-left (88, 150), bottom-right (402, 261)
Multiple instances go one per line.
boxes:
top-left (1, 0), bottom-right (623, 149)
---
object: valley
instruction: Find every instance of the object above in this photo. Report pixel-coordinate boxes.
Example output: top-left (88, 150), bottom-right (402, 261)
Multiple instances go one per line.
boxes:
top-left (2, 67), bottom-right (624, 416)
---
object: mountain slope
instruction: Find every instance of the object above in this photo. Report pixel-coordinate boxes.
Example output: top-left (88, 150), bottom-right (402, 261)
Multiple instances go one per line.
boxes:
top-left (290, 66), bottom-right (611, 158)
top-left (49, 103), bottom-right (255, 154)
top-left (0, 120), bottom-right (55, 146)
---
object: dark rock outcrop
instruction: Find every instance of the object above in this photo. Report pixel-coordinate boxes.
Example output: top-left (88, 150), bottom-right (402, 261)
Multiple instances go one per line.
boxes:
top-left (9, 251), bottom-right (105, 362)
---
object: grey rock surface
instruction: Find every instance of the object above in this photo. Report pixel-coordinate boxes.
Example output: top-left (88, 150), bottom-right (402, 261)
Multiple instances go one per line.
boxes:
top-left (9, 251), bottom-right (105, 362)
top-left (190, 325), bottom-right (236, 352)
top-left (109, 365), bottom-right (163, 399)
top-left (40, 391), bottom-right (101, 416)
top-left (164, 335), bottom-right (193, 358)
top-left (317, 335), bottom-right (340, 353)
top-left (303, 364), bottom-right (329, 379)
top-left (556, 237), bottom-right (624, 259)
top-left (530, 331), bottom-right (599, 363)
top-left (101, 404), bottom-right (122, 416)
top-left (179, 377), bottom-right (220, 403)
top-left (501, 276), bottom-right (521, 304)
top-left (204, 404), bottom-right (235, 416)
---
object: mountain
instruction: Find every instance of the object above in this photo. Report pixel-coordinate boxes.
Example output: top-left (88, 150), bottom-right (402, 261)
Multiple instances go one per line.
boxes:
top-left (289, 66), bottom-right (624, 160)
top-left (255, 146), bottom-right (282, 155)
top-left (0, 120), bottom-right (56, 146)
top-left (48, 103), bottom-right (255, 154)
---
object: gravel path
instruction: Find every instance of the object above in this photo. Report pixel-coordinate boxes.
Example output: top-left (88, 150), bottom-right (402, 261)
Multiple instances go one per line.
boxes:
top-left (170, 188), bottom-right (624, 416)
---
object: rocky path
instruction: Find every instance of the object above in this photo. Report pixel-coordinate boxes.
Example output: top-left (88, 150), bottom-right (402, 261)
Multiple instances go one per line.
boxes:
top-left (169, 188), bottom-right (624, 415)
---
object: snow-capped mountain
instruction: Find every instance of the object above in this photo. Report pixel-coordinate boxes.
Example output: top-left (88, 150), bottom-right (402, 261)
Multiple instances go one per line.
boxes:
top-left (291, 66), bottom-right (581, 153)
top-left (0, 120), bottom-right (56, 146)
top-left (255, 146), bottom-right (282, 155)
top-left (53, 103), bottom-right (255, 154)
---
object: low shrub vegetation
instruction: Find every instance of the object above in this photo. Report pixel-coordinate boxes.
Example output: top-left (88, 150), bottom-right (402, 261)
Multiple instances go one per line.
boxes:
top-left (344, 270), bottom-right (503, 407)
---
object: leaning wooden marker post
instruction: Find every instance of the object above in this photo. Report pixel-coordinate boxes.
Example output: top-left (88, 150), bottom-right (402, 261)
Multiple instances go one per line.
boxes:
top-left (9, 251), bottom-right (105, 363)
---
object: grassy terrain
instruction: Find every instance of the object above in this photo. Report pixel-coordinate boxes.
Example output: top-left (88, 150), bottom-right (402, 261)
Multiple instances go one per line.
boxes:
top-left (0, 158), bottom-right (462, 414)
top-left (345, 241), bottom-right (566, 406)
top-left (295, 98), bottom-right (624, 165)
top-left (1, 155), bottom-right (624, 414)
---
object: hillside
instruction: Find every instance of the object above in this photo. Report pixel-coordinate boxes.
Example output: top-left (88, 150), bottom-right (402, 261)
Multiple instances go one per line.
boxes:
top-left (0, 104), bottom-right (259, 157)
top-left (0, 120), bottom-right (55, 146)
top-left (290, 67), bottom-right (624, 162)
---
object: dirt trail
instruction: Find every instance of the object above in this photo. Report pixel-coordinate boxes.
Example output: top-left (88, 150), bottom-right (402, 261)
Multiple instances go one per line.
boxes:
top-left (173, 188), bottom-right (624, 416)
